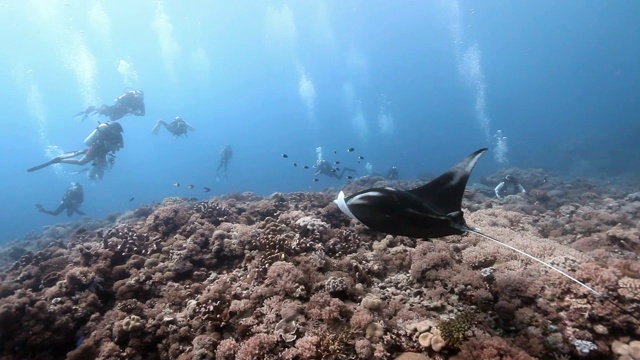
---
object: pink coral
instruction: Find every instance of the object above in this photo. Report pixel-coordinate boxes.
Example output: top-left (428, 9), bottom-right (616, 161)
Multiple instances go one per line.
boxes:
top-left (306, 292), bottom-right (347, 321)
top-left (215, 338), bottom-right (237, 360)
top-left (263, 261), bottom-right (306, 297)
top-left (235, 333), bottom-right (278, 360)
top-left (281, 335), bottom-right (319, 359)
top-left (452, 336), bottom-right (535, 360)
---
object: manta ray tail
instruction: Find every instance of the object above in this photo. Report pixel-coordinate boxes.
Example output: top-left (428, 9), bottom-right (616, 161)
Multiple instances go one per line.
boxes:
top-left (468, 229), bottom-right (639, 322)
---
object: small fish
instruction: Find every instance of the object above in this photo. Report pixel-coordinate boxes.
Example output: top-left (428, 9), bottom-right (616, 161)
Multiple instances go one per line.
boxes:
top-left (334, 150), bottom-right (337, 154)
top-left (335, 161), bottom-right (341, 165)
top-left (331, 169), bottom-right (337, 173)
top-left (173, 182), bottom-right (180, 187)
top-left (75, 228), bottom-right (87, 235)
top-left (313, 178), bottom-right (319, 182)
top-left (348, 147), bottom-right (355, 152)
top-left (282, 154), bottom-right (288, 158)
top-left (188, 185), bottom-right (195, 189)
top-left (203, 187), bottom-right (211, 193)
top-left (358, 156), bottom-right (364, 160)
top-left (129, 197), bottom-right (135, 202)
top-left (347, 176), bottom-right (353, 180)
top-left (293, 162), bottom-right (297, 167)
top-left (303, 165), bottom-right (309, 169)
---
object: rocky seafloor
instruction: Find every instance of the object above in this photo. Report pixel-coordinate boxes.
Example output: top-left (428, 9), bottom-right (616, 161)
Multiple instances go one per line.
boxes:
top-left (0, 170), bottom-right (639, 360)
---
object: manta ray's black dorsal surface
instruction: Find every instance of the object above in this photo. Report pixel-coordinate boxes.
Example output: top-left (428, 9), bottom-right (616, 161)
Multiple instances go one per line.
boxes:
top-left (334, 148), bottom-right (488, 239)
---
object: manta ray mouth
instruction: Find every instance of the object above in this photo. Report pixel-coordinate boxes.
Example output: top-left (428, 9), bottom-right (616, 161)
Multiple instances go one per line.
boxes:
top-left (333, 191), bottom-right (357, 220)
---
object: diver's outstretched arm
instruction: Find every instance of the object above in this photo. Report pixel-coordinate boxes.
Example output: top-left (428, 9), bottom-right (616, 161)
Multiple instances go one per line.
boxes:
top-left (36, 203), bottom-right (65, 216)
top-left (185, 122), bottom-right (195, 132)
top-left (74, 208), bottom-right (86, 216)
top-left (152, 120), bottom-right (169, 134)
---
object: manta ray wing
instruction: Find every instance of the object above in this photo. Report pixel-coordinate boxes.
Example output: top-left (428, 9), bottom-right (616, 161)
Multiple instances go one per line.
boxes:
top-left (408, 148), bottom-right (488, 215)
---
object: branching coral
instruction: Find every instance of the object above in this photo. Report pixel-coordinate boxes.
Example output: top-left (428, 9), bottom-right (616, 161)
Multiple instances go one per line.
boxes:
top-left (102, 225), bottom-right (159, 262)
top-left (192, 200), bottom-right (231, 225)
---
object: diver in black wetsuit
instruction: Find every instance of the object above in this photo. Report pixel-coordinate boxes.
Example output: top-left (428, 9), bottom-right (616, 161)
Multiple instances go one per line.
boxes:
top-left (28, 122), bottom-right (124, 181)
top-left (494, 174), bottom-right (526, 199)
top-left (385, 166), bottom-right (399, 180)
top-left (75, 89), bottom-right (145, 122)
top-left (216, 145), bottom-right (233, 180)
top-left (152, 116), bottom-right (195, 139)
top-left (36, 182), bottom-right (86, 217)
top-left (315, 160), bottom-right (356, 180)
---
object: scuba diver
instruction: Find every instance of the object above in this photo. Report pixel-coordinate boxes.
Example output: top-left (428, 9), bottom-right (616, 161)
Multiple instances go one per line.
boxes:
top-left (494, 174), bottom-right (527, 199)
top-left (36, 182), bottom-right (86, 217)
top-left (75, 89), bottom-right (145, 122)
top-left (152, 116), bottom-right (195, 139)
top-left (27, 122), bottom-right (124, 181)
top-left (216, 145), bottom-right (233, 180)
top-left (385, 166), bottom-right (399, 180)
top-left (315, 160), bottom-right (356, 180)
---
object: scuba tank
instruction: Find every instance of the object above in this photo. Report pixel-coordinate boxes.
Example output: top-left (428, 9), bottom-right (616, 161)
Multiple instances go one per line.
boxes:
top-left (84, 123), bottom-right (109, 146)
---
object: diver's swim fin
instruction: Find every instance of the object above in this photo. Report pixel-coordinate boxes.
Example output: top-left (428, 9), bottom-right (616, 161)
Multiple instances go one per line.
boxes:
top-left (74, 106), bottom-right (98, 121)
top-left (27, 150), bottom-right (86, 172)
top-left (27, 158), bottom-right (61, 172)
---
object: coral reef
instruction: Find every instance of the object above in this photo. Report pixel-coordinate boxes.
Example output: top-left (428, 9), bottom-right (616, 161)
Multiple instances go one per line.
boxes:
top-left (0, 171), bottom-right (639, 359)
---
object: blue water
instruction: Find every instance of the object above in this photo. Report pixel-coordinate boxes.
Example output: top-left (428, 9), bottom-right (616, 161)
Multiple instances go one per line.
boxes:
top-left (1, 1), bottom-right (638, 243)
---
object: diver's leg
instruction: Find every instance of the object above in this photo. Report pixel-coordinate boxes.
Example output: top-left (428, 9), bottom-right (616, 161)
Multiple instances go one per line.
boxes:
top-left (96, 164), bottom-right (105, 180)
top-left (152, 120), bottom-right (169, 134)
top-left (60, 154), bottom-right (93, 166)
top-left (27, 150), bottom-right (85, 172)
top-left (107, 104), bottom-right (128, 121)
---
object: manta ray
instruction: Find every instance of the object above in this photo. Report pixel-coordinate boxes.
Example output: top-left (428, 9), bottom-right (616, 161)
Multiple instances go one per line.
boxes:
top-left (334, 148), bottom-right (636, 319)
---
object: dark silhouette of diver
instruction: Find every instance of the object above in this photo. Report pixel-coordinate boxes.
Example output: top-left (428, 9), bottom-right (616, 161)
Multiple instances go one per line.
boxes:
top-left (152, 116), bottom-right (195, 139)
top-left (75, 89), bottom-right (145, 122)
top-left (36, 182), bottom-right (86, 217)
top-left (315, 160), bottom-right (356, 180)
top-left (494, 174), bottom-right (526, 199)
top-left (385, 166), bottom-right (399, 180)
top-left (216, 145), bottom-right (233, 180)
top-left (28, 122), bottom-right (124, 181)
